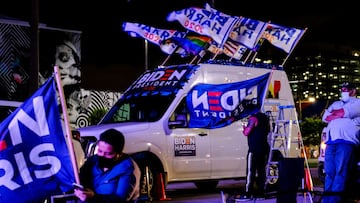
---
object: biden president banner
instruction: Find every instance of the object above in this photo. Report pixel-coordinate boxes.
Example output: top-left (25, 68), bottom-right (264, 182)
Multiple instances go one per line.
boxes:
top-left (0, 77), bottom-right (75, 203)
top-left (186, 72), bottom-right (270, 129)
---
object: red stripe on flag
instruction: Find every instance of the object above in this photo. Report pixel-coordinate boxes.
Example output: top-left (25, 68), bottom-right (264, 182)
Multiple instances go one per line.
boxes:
top-left (210, 106), bottom-right (222, 111)
top-left (209, 99), bottom-right (219, 104)
top-left (0, 140), bottom-right (7, 151)
top-left (208, 91), bottom-right (221, 97)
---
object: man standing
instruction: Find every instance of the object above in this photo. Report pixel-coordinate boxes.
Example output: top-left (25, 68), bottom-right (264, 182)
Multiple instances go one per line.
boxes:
top-left (237, 111), bottom-right (270, 201)
top-left (322, 82), bottom-right (360, 203)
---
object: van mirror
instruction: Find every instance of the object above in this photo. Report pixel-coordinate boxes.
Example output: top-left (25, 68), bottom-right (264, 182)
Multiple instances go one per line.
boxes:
top-left (169, 114), bottom-right (187, 128)
top-left (169, 120), bottom-right (186, 128)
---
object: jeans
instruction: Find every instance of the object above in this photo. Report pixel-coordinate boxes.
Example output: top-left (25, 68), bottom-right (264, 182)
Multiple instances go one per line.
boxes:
top-left (323, 143), bottom-right (356, 203)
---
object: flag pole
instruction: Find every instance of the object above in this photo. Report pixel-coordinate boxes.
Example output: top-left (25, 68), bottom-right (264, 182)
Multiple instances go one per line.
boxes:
top-left (161, 45), bottom-right (179, 67)
top-left (249, 21), bottom-right (270, 64)
top-left (211, 46), bottom-right (221, 60)
top-left (242, 49), bottom-right (253, 64)
top-left (188, 55), bottom-right (198, 64)
top-left (281, 27), bottom-right (307, 67)
top-left (260, 68), bottom-right (275, 112)
top-left (54, 65), bottom-right (80, 184)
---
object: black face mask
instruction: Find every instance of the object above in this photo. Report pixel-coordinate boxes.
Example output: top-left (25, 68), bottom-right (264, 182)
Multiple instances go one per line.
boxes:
top-left (97, 155), bottom-right (116, 168)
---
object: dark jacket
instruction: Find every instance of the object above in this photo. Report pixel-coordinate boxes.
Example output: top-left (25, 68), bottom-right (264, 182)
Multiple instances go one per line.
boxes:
top-left (247, 112), bottom-right (270, 154)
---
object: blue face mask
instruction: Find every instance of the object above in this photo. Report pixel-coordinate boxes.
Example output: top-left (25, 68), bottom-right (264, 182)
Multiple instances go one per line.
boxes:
top-left (341, 92), bottom-right (350, 102)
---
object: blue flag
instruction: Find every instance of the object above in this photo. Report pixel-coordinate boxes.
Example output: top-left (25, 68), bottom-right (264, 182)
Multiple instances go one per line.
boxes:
top-left (187, 72), bottom-right (270, 129)
top-left (0, 77), bottom-right (76, 202)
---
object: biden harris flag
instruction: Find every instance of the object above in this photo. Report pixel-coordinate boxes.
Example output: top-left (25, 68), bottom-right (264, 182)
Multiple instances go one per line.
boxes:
top-left (0, 77), bottom-right (75, 202)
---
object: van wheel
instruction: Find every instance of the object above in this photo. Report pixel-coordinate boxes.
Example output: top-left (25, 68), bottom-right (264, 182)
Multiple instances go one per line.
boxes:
top-left (138, 162), bottom-right (167, 201)
top-left (194, 180), bottom-right (218, 191)
top-left (131, 153), bottom-right (165, 201)
top-left (139, 164), bottom-right (156, 200)
top-left (267, 164), bottom-right (279, 185)
top-left (266, 150), bottom-right (283, 186)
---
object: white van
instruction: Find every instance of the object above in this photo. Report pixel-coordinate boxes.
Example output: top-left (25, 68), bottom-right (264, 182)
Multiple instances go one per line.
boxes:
top-left (76, 62), bottom-right (300, 199)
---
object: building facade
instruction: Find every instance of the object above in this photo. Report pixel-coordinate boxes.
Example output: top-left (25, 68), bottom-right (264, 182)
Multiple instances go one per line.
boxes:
top-left (286, 43), bottom-right (360, 103)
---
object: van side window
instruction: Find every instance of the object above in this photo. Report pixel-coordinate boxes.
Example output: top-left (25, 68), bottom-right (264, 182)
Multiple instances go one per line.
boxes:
top-left (169, 98), bottom-right (189, 128)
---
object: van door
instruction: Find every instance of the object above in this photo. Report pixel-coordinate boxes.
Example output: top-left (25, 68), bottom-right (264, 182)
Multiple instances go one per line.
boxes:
top-left (209, 121), bottom-right (248, 178)
top-left (167, 128), bottom-right (211, 180)
top-left (166, 99), bottom-right (211, 180)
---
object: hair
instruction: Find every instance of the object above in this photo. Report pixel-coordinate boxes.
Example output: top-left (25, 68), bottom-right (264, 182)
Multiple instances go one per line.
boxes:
top-left (99, 129), bottom-right (125, 153)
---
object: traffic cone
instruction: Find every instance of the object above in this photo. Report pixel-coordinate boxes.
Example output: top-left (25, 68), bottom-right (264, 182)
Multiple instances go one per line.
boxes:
top-left (156, 172), bottom-right (171, 201)
top-left (304, 168), bottom-right (313, 191)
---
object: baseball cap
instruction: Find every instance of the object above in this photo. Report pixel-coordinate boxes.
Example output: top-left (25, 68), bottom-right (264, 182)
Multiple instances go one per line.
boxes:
top-left (341, 82), bottom-right (355, 90)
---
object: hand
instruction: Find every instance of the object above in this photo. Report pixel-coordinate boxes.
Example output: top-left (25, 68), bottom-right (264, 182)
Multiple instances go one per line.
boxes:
top-left (331, 108), bottom-right (344, 117)
top-left (325, 108), bottom-right (344, 121)
top-left (325, 114), bottom-right (338, 122)
top-left (74, 188), bottom-right (95, 201)
top-left (243, 125), bottom-right (250, 136)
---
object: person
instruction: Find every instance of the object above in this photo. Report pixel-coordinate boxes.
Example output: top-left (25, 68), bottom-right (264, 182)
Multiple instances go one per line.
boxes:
top-left (236, 111), bottom-right (270, 201)
top-left (74, 129), bottom-right (140, 203)
top-left (321, 82), bottom-right (360, 203)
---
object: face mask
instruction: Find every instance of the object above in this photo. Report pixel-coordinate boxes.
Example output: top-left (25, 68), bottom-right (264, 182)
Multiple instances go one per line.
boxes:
top-left (341, 92), bottom-right (350, 102)
top-left (97, 155), bottom-right (116, 168)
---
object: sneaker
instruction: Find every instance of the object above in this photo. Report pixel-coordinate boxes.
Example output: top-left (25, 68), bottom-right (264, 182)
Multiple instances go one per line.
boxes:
top-left (235, 194), bottom-right (253, 202)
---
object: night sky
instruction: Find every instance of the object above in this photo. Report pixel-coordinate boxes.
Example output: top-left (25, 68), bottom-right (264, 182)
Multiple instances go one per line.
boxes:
top-left (0, 0), bottom-right (358, 90)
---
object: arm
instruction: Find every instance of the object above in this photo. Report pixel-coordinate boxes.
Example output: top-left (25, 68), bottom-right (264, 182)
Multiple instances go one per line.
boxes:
top-left (115, 165), bottom-right (138, 201)
top-left (322, 101), bottom-right (346, 122)
top-left (343, 98), bottom-right (360, 119)
top-left (352, 116), bottom-right (360, 126)
top-left (94, 159), bottom-right (137, 202)
top-left (74, 157), bottom-right (96, 201)
top-left (322, 109), bottom-right (331, 123)
top-left (324, 108), bottom-right (344, 122)
top-left (243, 115), bottom-right (258, 136)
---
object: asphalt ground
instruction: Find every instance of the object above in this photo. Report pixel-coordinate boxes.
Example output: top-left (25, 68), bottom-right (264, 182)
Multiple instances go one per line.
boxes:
top-left (152, 163), bottom-right (325, 203)
top-left (151, 159), bottom-right (359, 203)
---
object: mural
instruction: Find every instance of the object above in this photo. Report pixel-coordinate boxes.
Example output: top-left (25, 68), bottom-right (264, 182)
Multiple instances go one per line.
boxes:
top-left (0, 21), bottom-right (31, 102)
top-left (71, 89), bottom-right (121, 128)
top-left (39, 28), bottom-right (121, 128)
top-left (0, 20), bottom-right (121, 128)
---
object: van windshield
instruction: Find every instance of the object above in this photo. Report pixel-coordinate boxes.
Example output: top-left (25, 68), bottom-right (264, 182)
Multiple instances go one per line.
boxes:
top-left (100, 94), bottom-right (174, 123)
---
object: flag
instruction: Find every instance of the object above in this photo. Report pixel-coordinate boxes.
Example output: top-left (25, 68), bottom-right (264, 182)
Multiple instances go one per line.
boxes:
top-left (209, 39), bottom-right (247, 60)
top-left (168, 36), bottom-right (211, 56)
top-left (203, 3), bottom-right (245, 58)
top-left (262, 23), bottom-right (305, 53)
top-left (223, 38), bottom-right (247, 60)
top-left (167, 6), bottom-right (239, 47)
top-left (122, 22), bottom-right (187, 55)
top-left (187, 36), bottom-right (212, 47)
top-left (0, 77), bottom-right (76, 203)
top-left (186, 72), bottom-right (271, 129)
top-left (204, 3), bottom-right (234, 19)
top-left (229, 17), bottom-right (268, 49)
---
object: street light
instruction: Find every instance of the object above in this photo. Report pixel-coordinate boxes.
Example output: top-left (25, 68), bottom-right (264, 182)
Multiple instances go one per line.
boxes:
top-left (298, 97), bottom-right (315, 120)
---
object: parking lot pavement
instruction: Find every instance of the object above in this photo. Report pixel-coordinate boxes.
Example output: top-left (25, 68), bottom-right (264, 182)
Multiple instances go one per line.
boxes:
top-left (151, 177), bottom-right (325, 203)
top-left (228, 193), bottom-right (317, 203)
top-left (151, 190), bottom-right (320, 203)
top-left (151, 161), bottom-right (357, 202)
